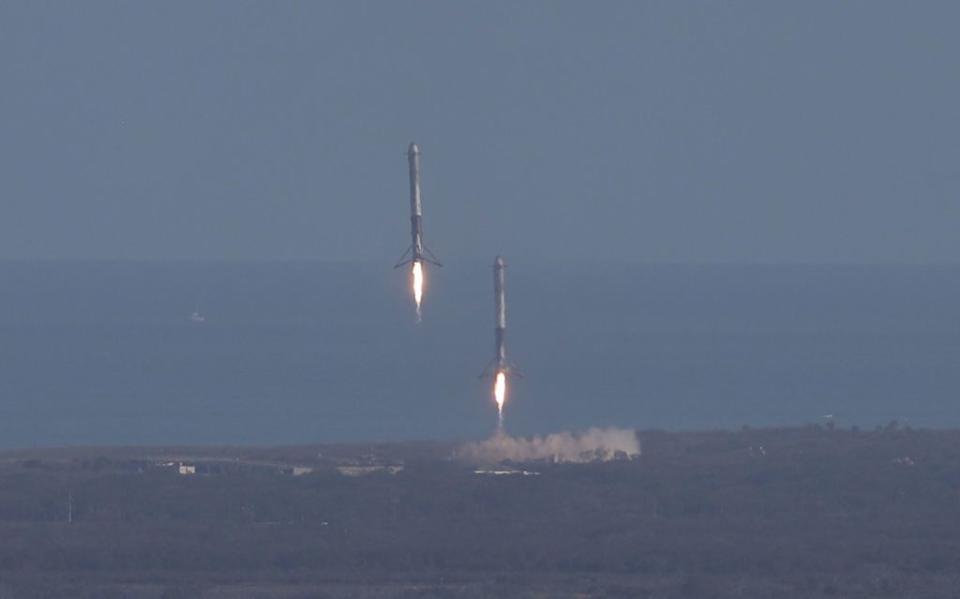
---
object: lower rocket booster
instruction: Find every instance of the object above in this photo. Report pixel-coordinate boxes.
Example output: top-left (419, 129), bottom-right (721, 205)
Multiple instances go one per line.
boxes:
top-left (482, 255), bottom-right (520, 378)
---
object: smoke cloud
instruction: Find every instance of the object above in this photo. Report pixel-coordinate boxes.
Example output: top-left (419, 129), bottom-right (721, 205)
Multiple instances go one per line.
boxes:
top-left (459, 427), bottom-right (640, 464)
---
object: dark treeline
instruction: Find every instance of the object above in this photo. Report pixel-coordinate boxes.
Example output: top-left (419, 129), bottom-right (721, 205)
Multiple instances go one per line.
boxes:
top-left (1, 426), bottom-right (960, 597)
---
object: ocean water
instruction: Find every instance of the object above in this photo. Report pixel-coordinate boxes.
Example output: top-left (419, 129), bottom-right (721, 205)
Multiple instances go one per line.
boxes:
top-left (0, 262), bottom-right (957, 448)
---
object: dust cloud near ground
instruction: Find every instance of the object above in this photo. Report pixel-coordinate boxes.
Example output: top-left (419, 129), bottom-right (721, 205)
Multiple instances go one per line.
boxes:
top-left (458, 427), bottom-right (640, 464)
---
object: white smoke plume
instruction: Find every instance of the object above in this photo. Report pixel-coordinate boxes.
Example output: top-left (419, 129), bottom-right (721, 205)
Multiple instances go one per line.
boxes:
top-left (458, 427), bottom-right (640, 464)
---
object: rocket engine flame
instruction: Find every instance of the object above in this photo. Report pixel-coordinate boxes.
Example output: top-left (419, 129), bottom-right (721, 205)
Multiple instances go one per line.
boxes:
top-left (494, 371), bottom-right (507, 422)
top-left (412, 260), bottom-right (424, 320)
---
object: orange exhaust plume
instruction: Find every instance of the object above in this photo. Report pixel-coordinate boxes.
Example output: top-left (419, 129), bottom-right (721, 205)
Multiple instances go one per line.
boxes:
top-left (494, 371), bottom-right (507, 423)
top-left (412, 261), bottom-right (424, 320)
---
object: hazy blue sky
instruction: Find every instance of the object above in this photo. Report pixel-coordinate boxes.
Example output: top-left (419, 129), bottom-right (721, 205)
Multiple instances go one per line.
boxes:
top-left (0, 2), bottom-right (957, 263)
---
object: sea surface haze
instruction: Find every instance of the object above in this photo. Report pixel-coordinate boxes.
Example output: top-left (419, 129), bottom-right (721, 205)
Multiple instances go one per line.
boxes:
top-left (0, 261), bottom-right (956, 448)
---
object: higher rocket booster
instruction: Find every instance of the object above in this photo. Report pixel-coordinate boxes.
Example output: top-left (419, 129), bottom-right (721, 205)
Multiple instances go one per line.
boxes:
top-left (395, 142), bottom-right (441, 268)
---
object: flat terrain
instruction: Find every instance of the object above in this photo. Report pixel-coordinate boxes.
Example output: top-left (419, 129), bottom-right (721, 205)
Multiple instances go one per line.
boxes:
top-left (1, 425), bottom-right (959, 597)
